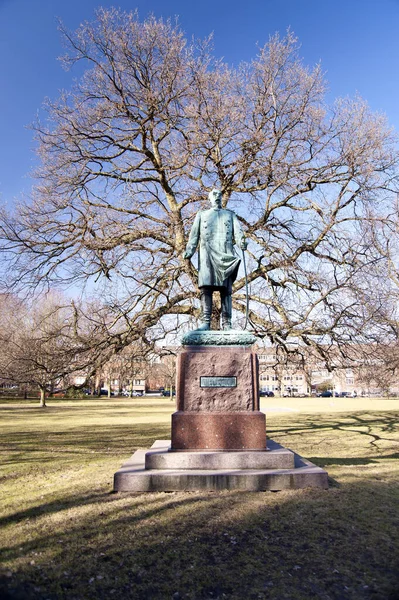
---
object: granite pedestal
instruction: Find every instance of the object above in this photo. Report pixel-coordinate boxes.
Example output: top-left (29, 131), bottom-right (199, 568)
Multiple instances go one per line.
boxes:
top-left (113, 439), bottom-right (329, 491)
top-left (172, 345), bottom-right (265, 451)
top-left (113, 334), bottom-right (329, 492)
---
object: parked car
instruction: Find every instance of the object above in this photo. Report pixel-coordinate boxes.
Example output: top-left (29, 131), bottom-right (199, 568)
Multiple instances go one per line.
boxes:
top-left (162, 390), bottom-right (176, 396)
top-left (259, 391), bottom-right (274, 397)
top-left (318, 391), bottom-right (333, 397)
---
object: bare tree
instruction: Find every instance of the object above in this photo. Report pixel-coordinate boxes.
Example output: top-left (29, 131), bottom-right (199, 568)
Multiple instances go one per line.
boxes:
top-left (351, 342), bottom-right (399, 396)
top-left (157, 351), bottom-right (177, 399)
top-left (0, 293), bottom-right (132, 406)
top-left (0, 9), bottom-right (398, 362)
top-left (0, 294), bottom-right (81, 406)
top-left (99, 343), bottom-right (149, 396)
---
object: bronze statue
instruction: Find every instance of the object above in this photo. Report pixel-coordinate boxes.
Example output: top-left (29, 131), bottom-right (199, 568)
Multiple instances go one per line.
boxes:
top-left (183, 189), bottom-right (247, 330)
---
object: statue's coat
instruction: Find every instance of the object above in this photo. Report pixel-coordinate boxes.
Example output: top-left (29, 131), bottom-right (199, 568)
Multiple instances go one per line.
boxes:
top-left (185, 207), bottom-right (245, 291)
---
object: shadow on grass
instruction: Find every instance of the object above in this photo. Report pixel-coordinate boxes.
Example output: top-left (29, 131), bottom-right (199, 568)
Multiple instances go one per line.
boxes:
top-left (310, 452), bottom-right (399, 467)
top-left (1, 408), bottom-right (398, 599)
top-left (0, 424), bottom-right (171, 466)
top-left (1, 480), bottom-right (399, 600)
top-left (268, 412), bottom-right (399, 451)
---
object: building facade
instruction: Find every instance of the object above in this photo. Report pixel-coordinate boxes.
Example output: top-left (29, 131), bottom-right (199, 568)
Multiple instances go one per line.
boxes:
top-left (68, 344), bottom-right (399, 398)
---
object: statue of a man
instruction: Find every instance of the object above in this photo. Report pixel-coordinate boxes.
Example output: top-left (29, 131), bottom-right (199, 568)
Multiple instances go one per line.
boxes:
top-left (183, 189), bottom-right (247, 330)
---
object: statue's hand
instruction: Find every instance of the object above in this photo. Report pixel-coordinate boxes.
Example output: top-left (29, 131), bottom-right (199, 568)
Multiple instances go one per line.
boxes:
top-left (240, 240), bottom-right (248, 250)
top-left (183, 251), bottom-right (191, 259)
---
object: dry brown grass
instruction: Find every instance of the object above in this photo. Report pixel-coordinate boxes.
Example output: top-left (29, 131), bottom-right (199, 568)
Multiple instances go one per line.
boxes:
top-left (0, 396), bottom-right (398, 600)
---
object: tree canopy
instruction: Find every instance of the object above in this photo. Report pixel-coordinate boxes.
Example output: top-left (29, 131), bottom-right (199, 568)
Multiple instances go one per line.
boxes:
top-left (1, 8), bottom-right (399, 360)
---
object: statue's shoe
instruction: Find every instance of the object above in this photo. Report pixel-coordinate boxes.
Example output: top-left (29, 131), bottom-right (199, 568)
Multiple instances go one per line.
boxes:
top-left (195, 322), bottom-right (210, 331)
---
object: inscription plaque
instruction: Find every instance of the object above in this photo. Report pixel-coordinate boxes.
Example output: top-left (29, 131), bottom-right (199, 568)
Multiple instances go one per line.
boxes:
top-left (200, 376), bottom-right (237, 388)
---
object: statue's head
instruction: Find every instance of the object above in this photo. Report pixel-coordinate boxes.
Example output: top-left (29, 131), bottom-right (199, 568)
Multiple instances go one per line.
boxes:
top-left (208, 189), bottom-right (222, 208)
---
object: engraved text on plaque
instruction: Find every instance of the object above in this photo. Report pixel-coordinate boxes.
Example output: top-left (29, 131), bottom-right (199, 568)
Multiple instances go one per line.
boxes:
top-left (200, 376), bottom-right (237, 388)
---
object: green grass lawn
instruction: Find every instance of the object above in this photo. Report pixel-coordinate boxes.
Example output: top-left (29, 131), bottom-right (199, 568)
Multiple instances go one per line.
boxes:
top-left (0, 396), bottom-right (398, 600)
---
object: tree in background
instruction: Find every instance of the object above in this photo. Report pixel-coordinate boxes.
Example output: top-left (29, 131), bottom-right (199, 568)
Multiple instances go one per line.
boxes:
top-left (0, 294), bottom-right (79, 406)
top-left (316, 380), bottom-right (332, 394)
top-left (97, 343), bottom-right (149, 396)
top-left (157, 352), bottom-right (177, 399)
top-left (0, 293), bottom-right (132, 407)
top-left (0, 9), bottom-right (398, 365)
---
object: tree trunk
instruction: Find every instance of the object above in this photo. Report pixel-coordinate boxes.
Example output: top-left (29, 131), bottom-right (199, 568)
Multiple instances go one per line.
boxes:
top-left (39, 387), bottom-right (46, 408)
top-left (95, 373), bottom-right (101, 397)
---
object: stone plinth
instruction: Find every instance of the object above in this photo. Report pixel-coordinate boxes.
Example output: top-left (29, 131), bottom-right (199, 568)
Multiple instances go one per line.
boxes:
top-left (176, 345), bottom-right (259, 413)
top-left (172, 344), bottom-right (265, 451)
top-left (113, 338), bottom-right (329, 492)
top-left (113, 440), bottom-right (329, 492)
top-left (171, 411), bottom-right (266, 450)
top-left (145, 444), bottom-right (295, 470)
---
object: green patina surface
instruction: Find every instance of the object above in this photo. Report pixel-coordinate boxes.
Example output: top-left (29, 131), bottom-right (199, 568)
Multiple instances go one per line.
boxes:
top-left (181, 329), bottom-right (257, 346)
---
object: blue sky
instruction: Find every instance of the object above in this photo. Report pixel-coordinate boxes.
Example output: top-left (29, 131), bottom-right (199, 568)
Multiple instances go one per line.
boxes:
top-left (1, 0), bottom-right (399, 203)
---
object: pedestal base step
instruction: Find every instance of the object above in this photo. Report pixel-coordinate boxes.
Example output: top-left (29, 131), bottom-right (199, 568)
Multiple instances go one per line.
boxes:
top-left (113, 440), bottom-right (328, 492)
top-left (146, 443), bottom-right (294, 470)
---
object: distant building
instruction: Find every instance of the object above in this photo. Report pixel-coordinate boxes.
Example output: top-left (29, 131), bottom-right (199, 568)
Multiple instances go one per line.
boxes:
top-left (256, 343), bottom-right (399, 397)
top-left (67, 342), bottom-right (399, 398)
top-left (257, 349), bottom-right (309, 396)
